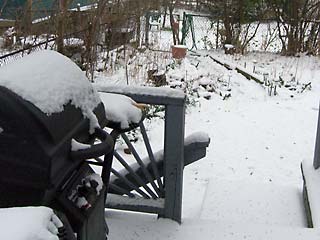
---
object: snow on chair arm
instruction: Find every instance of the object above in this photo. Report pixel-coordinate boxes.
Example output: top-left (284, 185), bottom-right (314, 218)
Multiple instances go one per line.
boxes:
top-left (98, 92), bottom-right (145, 132)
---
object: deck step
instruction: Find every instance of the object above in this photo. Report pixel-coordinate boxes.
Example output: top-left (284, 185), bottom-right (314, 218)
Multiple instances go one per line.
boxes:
top-left (107, 213), bottom-right (320, 240)
top-left (106, 194), bottom-right (164, 215)
top-left (197, 179), bottom-right (306, 227)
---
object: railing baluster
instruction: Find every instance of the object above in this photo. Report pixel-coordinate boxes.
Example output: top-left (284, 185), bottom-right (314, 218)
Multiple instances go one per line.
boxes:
top-left (139, 122), bottom-right (165, 196)
top-left (121, 133), bottom-right (162, 198)
top-left (110, 168), bottom-right (150, 199)
top-left (114, 151), bottom-right (157, 199)
top-left (95, 157), bottom-right (150, 198)
top-left (108, 184), bottom-right (136, 198)
top-left (94, 157), bottom-right (103, 163)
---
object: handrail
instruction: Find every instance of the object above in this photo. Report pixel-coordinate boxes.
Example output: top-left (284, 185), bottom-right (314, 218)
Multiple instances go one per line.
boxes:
top-left (95, 84), bottom-right (186, 106)
top-left (313, 103), bottom-right (320, 169)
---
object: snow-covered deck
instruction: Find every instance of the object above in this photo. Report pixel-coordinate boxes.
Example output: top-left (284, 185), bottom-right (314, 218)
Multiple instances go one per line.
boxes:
top-left (108, 179), bottom-right (318, 240)
top-left (109, 217), bottom-right (320, 240)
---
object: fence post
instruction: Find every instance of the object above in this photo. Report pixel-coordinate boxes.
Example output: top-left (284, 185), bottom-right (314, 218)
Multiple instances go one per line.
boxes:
top-left (181, 12), bottom-right (187, 45)
top-left (313, 103), bottom-right (320, 169)
top-left (163, 103), bottom-right (185, 223)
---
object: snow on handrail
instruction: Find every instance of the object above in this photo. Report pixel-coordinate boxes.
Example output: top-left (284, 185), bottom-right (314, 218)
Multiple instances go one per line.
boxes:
top-left (95, 84), bottom-right (186, 106)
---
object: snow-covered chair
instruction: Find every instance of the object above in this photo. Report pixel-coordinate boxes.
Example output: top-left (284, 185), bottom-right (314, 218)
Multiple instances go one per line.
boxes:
top-left (149, 12), bottom-right (162, 30)
top-left (96, 85), bottom-right (210, 223)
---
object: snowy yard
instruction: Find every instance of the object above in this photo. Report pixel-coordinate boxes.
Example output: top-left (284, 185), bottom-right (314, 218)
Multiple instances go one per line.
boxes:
top-left (0, 49), bottom-right (320, 239)
top-left (98, 49), bottom-right (320, 239)
top-left (1, 7), bottom-right (320, 239)
top-left (1, 42), bottom-right (320, 240)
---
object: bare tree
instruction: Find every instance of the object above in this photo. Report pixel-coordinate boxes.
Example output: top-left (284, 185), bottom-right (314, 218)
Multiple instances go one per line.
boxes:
top-left (239, 21), bottom-right (260, 54)
top-left (163, 0), bottom-right (180, 45)
top-left (261, 22), bottom-right (278, 51)
top-left (57, 0), bottom-right (69, 54)
top-left (269, 0), bottom-right (320, 55)
top-left (207, 0), bottom-right (264, 54)
top-left (0, 0), bottom-right (9, 18)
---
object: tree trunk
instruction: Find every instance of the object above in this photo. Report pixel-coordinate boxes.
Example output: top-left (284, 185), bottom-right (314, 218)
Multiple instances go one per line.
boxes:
top-left (24, 0), bottom-right (32, 34)
top-left (0, 0), bottom-right (8, 18)
top-left (223, 2), bottom-right (233, 46)
top-left (169, 4), bottom-right (177, 45)
top-left (57, 0), bottom-right (68, 54)
top-left (162, 1), bottom-right (168, 28)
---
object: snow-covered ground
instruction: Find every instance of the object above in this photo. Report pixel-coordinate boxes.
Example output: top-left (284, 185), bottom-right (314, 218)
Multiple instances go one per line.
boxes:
top-left (1, 9), bottom-right (320, 239)
top-left (99, 49), bottom-right (320, 239)
top-left (90, 13), bottom-right (320, 237)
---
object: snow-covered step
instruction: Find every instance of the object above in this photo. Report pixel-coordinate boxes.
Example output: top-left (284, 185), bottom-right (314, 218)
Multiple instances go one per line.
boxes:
top-left (107, 213), bottom-right (320, 240)
top-left (196, 179), bottom-right (306, 227)
top-left (106, 179), bottom-right (310, 239)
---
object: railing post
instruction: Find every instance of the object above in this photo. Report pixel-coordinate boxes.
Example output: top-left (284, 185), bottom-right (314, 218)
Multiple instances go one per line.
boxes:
top-left (163, 103), bottom-right (185, 223)
top-left (313, 103), bottom-right (320, 169)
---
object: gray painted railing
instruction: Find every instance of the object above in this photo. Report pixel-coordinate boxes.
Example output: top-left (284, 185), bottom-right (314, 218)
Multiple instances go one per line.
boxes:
top-left (97, 85), bottom-right (186, 223)
top-left (313, 104), bottom-right (320, 169)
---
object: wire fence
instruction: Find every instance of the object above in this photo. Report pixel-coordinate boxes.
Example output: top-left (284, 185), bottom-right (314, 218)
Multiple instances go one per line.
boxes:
top-left (146, 12), bottom-right (220, 52)
top-left (181, 13), bottom-right (219, 50)
top-left (0, 0), bottom-right (142, 65)
top-left (148, 28), bottom-right (173, 52)
top-left (0, 37), bottom-right (56, 66)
